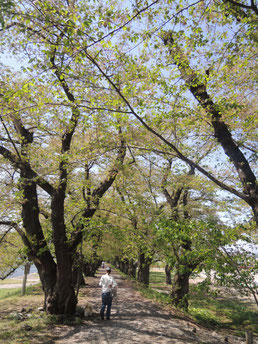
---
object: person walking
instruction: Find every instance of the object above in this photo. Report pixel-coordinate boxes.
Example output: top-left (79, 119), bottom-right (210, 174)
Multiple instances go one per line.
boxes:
top-left (99, 266), bottom-right (117, 320)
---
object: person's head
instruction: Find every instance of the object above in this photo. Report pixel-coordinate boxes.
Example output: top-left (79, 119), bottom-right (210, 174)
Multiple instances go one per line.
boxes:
top-left (106, 267), bottom-right (111, 274)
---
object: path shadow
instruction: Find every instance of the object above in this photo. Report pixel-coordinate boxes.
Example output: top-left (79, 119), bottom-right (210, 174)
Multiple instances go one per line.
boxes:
top-left (55, 269), bottom-right (237, 344)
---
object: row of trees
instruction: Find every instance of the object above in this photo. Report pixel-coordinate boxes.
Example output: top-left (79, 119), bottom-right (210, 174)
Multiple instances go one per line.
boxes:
top-left (99, 157), bottom-right (257, 309)
top-left (0, 0), bottom-right (257, 314)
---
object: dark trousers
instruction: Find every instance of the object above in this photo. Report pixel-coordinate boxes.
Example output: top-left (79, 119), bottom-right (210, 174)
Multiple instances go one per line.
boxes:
top-left (100, 292), bottom-right (112, 319)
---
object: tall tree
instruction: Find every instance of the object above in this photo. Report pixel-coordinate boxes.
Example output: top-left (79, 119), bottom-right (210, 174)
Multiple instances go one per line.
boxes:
top-left (0, 0), bottom-right (128, 313)
top-left (0, 0), bottom-right (256, 313)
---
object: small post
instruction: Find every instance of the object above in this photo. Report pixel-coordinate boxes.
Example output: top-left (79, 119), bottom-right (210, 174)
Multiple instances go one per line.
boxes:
top-left (21, 263), bottom-right (31, 295)
top-left (246, 330), bottom-right (253, 344)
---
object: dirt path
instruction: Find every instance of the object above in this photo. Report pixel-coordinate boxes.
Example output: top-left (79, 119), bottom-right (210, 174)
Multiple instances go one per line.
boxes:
top-left (53, 268), bottom-right (253, 344)
top-left (0, 273), bottom-right (40, 289)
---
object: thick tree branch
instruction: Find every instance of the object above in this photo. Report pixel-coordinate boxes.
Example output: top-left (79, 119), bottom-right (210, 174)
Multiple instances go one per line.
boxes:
top-left (0, 220), bottom-right (36, 258)
top-left (0, 113), bottom-right (21, 160)
top-left (182, 166), bottom-right (195, 219)
top-left (0, 145), bottom-right (55, 195)
top-left (160, 159), bottom-right (182, 214)
top-left (223, 0), bottom-right (258, 14)
top-left (82, 161), bottom-right (94, 210)
top-left (162, 32), bottom-right (257, 213)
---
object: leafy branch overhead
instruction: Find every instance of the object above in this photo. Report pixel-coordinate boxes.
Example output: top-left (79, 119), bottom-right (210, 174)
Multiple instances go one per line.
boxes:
top-left (0, 0), bottom-right (256, 315)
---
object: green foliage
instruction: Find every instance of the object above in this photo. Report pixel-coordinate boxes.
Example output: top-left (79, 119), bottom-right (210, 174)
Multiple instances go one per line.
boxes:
top-left (154, 218), bottom-right (220, 266)
top-left (154, 217), bottom-right (257, 302)
top-left (210, 248), bottom-right (258, 301)
top-left (0, 0), bottom-right (257, 314)
top-left (0, 232), bottom-right (25, 279)
top-left (0, 287), bottom-right (21, 300)
top-left (201, 223), bottom-right (258, 301)
top-left (0, 0), bottom-right (14, 28)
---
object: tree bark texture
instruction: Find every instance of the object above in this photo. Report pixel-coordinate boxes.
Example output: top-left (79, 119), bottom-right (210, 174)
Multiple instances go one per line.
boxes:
top-left (170, 265), bottom-right (192, 311)
top-left (137, 252), bottom-right (152, 286)
top-left (19, 172), bottom-right (76, 314)
top-left (165, 264), bottom-right (172, 285)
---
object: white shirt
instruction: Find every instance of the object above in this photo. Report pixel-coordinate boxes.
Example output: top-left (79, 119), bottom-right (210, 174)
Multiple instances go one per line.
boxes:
top-left (99, 273), bottom-right (117, 293)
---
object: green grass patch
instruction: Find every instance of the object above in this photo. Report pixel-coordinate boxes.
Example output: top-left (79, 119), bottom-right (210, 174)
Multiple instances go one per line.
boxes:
top-left (0, 288), bottom-right (22, 300)
top-left (0, 285), bottom-right (54, 344)
top-left (138, 284), bottom-right (171, 305)
top-left (146, 269), bottom-right (258, 337)
top-left (0, 282), bottom-right (85, 344)
top-left (0, 284), bottom-right (41, 300)
top-left (189, 291), bottom-right (258, 336)
top-left (149, 271), bottom-right (167, 286)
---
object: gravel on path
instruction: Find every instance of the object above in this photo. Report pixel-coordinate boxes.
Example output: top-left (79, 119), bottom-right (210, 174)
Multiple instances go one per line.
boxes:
top-left (53, 268), bottom-right (251, 344)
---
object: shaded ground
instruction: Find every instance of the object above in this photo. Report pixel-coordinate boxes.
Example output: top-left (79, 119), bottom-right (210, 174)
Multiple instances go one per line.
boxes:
top-left (0, 268), bottom-right (256, 343)
top-left (52, 268), bottom-right (253, 344)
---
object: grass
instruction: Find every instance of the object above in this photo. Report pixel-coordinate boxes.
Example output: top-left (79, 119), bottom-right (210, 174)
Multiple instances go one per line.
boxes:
top-left (139, 284), bottom-right (171, 305)
top-left (0, 283), bottom-right (88, 344)
top-left (0, 282), bottom-right (42, 299)
top-left (139, 269), bottom-right (258, 337)
top-left (149, 271), bottom-right (167, 286)
top-left (0, 285), bottom-right (56, 344)
top-left (189, 288), bottom-right (258, 336)
top-left (0, 288), bottom-right (24, 299)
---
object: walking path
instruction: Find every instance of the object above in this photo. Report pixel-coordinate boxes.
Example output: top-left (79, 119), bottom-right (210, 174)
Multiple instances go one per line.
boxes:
top-left (0, 272), bottom-right (40, 289)
top-left (53, 268), bottom-right (251, 344)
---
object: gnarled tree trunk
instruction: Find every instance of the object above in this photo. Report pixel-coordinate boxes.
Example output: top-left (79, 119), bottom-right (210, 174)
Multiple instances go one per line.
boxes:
top-left (19, 172), bottom-right (77, 314)
top-left (170, 265), bottom-right (192, 311)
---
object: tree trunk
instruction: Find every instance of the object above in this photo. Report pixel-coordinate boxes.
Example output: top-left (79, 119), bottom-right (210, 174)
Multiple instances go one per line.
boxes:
top-left (170, 257), bottom-right (199, 311)
top-left (82, 260), bottom-right (101, 277)
top-left (165, 264), bottom-right (172, 285)
top-left (128, 259), bottom-right (137, 278)
top-left (137, 252), bottom-right (152, 286)
top-left (51, 194), bottom-right (77, 315)
top-left (121, 259), bottom-right (129, 274)
top-left (170, 265), bottom-right (192, 311)
top-left (19, 173), bottom-right (76, 314)
top-left (251, 202), bottom-right (258, 226)
top-left (72, 268), bottom-right (86, 287)
top-left (34, 256), bottom-right (56, 312)
top-left (25, 240), bottom-right (76, 315)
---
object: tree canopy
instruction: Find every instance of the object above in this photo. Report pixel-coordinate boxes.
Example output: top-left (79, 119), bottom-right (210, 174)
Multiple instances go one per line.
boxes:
top-left (0, 0), bottom-right (257, 314)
